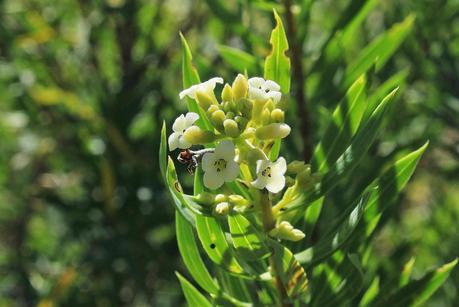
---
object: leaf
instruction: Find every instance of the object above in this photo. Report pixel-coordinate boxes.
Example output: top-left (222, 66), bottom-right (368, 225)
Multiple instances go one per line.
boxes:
top-left (312, 75), bottom-right (367, 172)
top-left (218, 45), bottom-right (258, 74)
top-left (180, 33), bottom-right (212, 130)
top-left (270, 241), bottom-right (309, 299)
top-left (264, 9), bottom-right (291, 93)
top-left (295, 192), bottom-right (370, 266)
top-left (400, 257), bottom-right (416, 287)
top-left (359, 276), bottom-right (380, 307)
top-left (159, 121), bottom-right (167, 183)
top-left (228, 213), bottom-right (271, 260)
top-left (166, 157), bottom-right (204, 224)
top-left (195, 215), bottom-right (245, 274)
top-left (310, 253), bottom-right (364, 307)
top-left (269, 139), bottom-right (282, 161)
top-left (283, 88), bottom-right (399, 213)
top-left (344, 15), bottom-right (415, 86)
top-left (374, 259), bottom-right (458, 307)
top-left (194, 167), bottom-right (204, 195)
top-left (176, 272), bottom-right (213, 307)
top-left (360, 142), bottom-right (429, 237)
top-left (176, 213), bottom-right (219, 295)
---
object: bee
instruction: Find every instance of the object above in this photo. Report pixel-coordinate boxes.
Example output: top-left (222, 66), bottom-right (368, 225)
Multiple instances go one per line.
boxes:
top-left (177, 148), bottom-right (214, 174)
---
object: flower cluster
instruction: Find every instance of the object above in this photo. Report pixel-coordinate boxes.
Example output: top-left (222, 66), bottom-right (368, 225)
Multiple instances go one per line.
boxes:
top-left (168, 74), bottom-right (309, 241)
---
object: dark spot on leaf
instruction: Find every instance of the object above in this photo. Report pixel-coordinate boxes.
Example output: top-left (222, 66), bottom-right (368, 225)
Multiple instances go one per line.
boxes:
top-left (210, 243), bottom-right (216, 249)
top-left (174, 181), bottom-right (182, 193)
top-left (280, 208), bottom-right (286, 211)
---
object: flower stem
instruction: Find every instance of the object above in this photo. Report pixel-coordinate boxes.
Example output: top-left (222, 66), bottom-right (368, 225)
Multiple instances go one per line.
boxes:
top-left (260, 191), bottom-right (292, 307)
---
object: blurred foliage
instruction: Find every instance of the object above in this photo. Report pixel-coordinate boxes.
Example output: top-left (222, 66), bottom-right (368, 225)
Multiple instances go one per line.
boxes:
top-left (0, 0), bottom-right (457, 306)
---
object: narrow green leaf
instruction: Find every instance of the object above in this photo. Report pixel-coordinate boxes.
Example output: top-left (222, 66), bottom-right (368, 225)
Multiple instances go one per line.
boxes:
top-left (166, 157), bottom-right (204, 224)
top-left (344, 15), bottom-right (415, 86)
top-left (180, 33), bottom-right (212, 130)
top-left (400, 257), bottom-right (416, 287)
top-left (295, 192), bottom-right (370, 266)
top-left (228, 214), bottom-right (270, 260)
top-left (359, 276), bottom-right (380, 307)
top-left (218, 45), bottom-right (258, 74)
top-left (176, 213), bottom-right (219, 295)
top-left (176, 272), bottom-right (213, 307)
top-left (312, 75), bottom-right (367, 172)
top-left (269, 139), bottom-right (282, 161)
top-left (374, 259), bottom-right (458, 307)
top-left (159, 121), bottom-right (167, 183)
top-left (270, 241), bottom-right (309, 299)
top-left (283, 88), bottom-right (399, 213)
top-left (264, 9), bottom-right (291, 93)
top-left (195, 215), bottom-right (245, 274)
top-left (194, 167), bottom-right (204, 195)
top-left (310, 253), bottom-right (364, 307)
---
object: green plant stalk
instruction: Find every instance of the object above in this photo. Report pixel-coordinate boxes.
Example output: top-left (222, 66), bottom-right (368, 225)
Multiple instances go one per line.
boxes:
top-left (260, 191), bottom-right (292, 307)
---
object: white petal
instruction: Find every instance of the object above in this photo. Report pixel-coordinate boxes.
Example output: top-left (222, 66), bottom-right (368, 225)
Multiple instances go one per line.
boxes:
top-left (201, 153), bottom-right (216, 172)
top-left (172, 114), bottom-right (187, 132)
top-left (178, 135), bottom-right (191, 149)
top-left (266, 91), bottom-right (282, 103)
top-left (264, 80), bottom-right (281, 91)
top-left (168, 132), bottom-right (180, 151)
top-left (248, 87), bottom-right (265, 100)
top-left (273, 157), bottom-right (287, 175)
top-left (256, 159), bottom-right (271, 174)
top-left (207, 77), bottom-right (224, 87)
top-left (248, 77), bottom-right (265, 88)
top-left (179, 84), bottom-right (198, 99)
top-left (251, 176), bottom-right (268, 190)
top-left (185, 112), bottom-right (199, 126)
top-left (266, 174), bottom-right (285, 193)
top-left (204, 170), bottom-right (224, 190)
top-left (215, 140), bottom-right (235, 160)
top-left (223, 160), bottom-right (240, 182)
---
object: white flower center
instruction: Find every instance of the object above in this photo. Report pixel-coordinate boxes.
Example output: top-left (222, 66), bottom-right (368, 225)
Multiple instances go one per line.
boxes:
top-left (214, 158), bottom-right (227, 172)
top-left (261, 166), bottom-right (272, 178)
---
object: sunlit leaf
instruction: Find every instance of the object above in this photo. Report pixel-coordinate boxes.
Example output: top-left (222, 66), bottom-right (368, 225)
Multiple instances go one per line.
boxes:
top-left (176, 272), bottom-right (213, 307)
top-left (264, 10), bottom-right (291, 93)
top-left (218, 45), bottom-right (258, 74)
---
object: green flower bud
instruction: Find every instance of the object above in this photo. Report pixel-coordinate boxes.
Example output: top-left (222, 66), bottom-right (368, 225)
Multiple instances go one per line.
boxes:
top-left (269, 221), bottom-right (305, 241)
top-left (196, 91), bottom-right (215, 110)
top-left (287, 161), bottom-right (310, 175)
top-left (183, 126), bottom-right (217, 144)
top-left (252, 99), bottom-right (267, 123)
top-left (215, 194), bottom-right (227, 203)
top-left (255, 123), bottom-right (291, 140)
top-left (221, 83), bottom-right (233, 102)
top-left (247, 147), bottom-right (267, 167)
top-left (228, 194), bottom-right (249, 207)
top-left (235, 116), bottom-right (248, 131)
top-left (238, 98), bottom-right (253, 118)
top-left (223, 119), bottom-right (240, 138)
top-left (271, 108), bottom-right (285, 122)
top-left (210, 109), bottom-right (226, 130)
top-left (261, 109), bottom-right (271, 125)
top-left (264, 100), bottom-right (275, 111)
top-left (207, 104), bottom-right (219, 115)
top-left (232, 74), bottom-right (248, 100)
top-left (194, 193), bottom-right (216, 206)
top-left (297, 168), bottom-right (317, 189)
top-left (225, 111), bottom-right (235, 119)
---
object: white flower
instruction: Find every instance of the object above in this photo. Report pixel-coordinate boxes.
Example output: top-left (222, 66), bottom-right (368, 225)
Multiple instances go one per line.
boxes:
top-left (251, 157), bottom-right (286, 193)
top-left (179, 77), bottom-right (224, 100)
top-left (248, 77), bottom-right (282, 103)
top-left (215, 202), bottom-right (230, 215)
top-left (202, 140), bottom-right (240, 190)
top-left (269, 221), bottom-right (305, 241)
top-left (168, 112), bottom-right (199, 151)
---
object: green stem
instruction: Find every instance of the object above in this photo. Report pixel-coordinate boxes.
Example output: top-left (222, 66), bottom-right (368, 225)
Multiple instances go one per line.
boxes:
top-left (260, 191), bottom-right (292, 307)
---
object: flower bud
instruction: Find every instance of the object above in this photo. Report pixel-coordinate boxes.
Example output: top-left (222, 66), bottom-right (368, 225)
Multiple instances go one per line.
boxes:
top-left (225, 111), bottom-right (235, 119)
top-left (261, 109), bottom-right (271, 125)
top-left (255, 123), bottom-right (291, 140)
top-left (238, 98), bottom-right (253, 118)
top-left (210, 109), bottom-right (225, 130)
top-left (232, 74), bottom-right (248, 100)
top-left (287, 161), bottom-right (309, 175)
top-left (247, 147), bottom-right (267, 167)
top-left (264, 100), bottom-right (275, 111)
top-left (196, 91), bottom-right (215, 110)
top-left (251, 99), bottom-right (267, 123)
top-left (271, 109), bottom-right (285, 122)
top-left (221, 83), bottom-right (233, 102)
top-left (215, 194), bottom-right (227, 203)
top-left (206, 104), bottom-right (219, 116)
top-left (194, 193), bottom-right (216, 206)
top-left (228, 194), bottom-right (249, 207)
top-left (223, 119), bottom-right (240, 138)
top-left (297, 168), bottom-right (317, 190)
top-left (269, 221), bottom-right (305, 241)
top-left (183, 126), bottom-right (217, 144)
top-left (215, 202), bottom-right (230, 215)
top-left (235, 116), bottom-right (248, 131)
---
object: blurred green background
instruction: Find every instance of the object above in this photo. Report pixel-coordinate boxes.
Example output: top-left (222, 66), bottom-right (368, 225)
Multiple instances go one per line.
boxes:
top-left (0, 0), bottom-right (458, 306)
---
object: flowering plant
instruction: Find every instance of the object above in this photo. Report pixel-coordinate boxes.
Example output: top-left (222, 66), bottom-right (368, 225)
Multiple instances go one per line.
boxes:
top-left (159, 10), bottom-right (456, 307)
